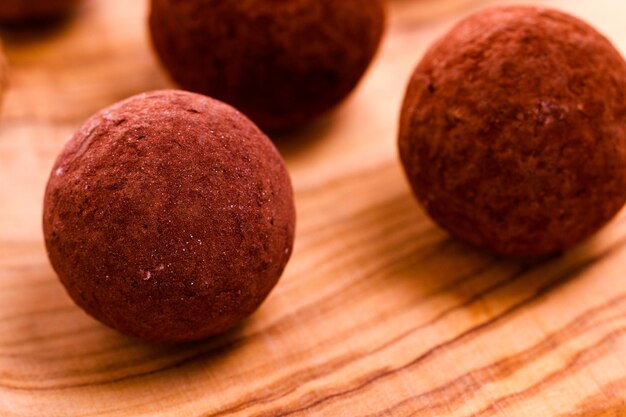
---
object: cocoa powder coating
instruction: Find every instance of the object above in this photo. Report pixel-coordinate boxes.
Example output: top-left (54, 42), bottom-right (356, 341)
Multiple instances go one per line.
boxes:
top-left (149, 0), bottom-right (385, 132)
top-left (399, 7), bottom-right (626, 257)
top-left (43, 90), bottom-right (296, 343)
top-left (0, 0), bottom-right (81, 22)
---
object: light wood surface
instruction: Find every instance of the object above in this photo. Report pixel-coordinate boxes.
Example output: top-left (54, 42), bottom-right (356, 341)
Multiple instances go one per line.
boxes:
top-left (1, 0), bottom-right (626, 416)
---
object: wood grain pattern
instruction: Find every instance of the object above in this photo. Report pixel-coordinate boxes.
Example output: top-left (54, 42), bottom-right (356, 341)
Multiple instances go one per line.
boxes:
top-left (1, 0), bottom-right (626, 415)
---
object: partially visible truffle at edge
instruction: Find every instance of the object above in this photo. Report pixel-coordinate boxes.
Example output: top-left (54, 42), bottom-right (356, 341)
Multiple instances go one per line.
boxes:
top-left (0, 42), bottom-right (7, 105)
top-left (43, 90), bottom-right (296, 343)
top-left (0, 0), bottom-right (81, 22)
top-left (399, 6), bottom-right (626, 257)
top-left (149, 0), bottom-right (385, 132)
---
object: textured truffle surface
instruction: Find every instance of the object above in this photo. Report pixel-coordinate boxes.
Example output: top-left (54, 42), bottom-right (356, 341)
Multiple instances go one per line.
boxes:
top-left (43, 90), bottom-right (296, 343)
top-left (0, 0), bottom-right (80, 22)
top-left (149, 0), bottom-right (385, 132)
top-left (399, 7), bottom-right (626, 257)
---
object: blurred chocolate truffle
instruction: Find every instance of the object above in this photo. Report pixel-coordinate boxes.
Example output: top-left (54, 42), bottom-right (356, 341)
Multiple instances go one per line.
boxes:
top-left (0, 0), bottom-right (81, 23)
top-left (0, 42), bottom-right (7, 105)
top-left (43, 90), bottom-right (296, 343)
top-left (399, 7), bottom-right (626, 257)
top-left (149, 0), bottom-right (385, 131)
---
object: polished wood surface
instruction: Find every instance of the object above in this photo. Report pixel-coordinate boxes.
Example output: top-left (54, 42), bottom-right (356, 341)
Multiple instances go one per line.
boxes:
top-left (1, 0), bottom-right (626, 415)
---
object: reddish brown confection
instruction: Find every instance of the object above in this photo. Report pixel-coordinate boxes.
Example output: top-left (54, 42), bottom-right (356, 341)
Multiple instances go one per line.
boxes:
top-left (149, 0), bottom-right (385, 132)
top-left (399, 7), bottom-right (626, 258)
top-left (0, 42), bottom-right (7, 106)
top-left (43, 90), bottom-right (296, 343)
top-left (0, 0), bottom-right (81, 23)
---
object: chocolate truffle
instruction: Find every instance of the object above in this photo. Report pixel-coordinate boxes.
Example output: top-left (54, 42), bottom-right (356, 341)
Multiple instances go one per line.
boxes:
top-left (0, 0), bottom-right (81, 23)
top-left (149, 0), bottom-right (385, 131)
top-left (399, 7), bottom-right (626, 257)
top-left (43, 90), bottom-right (296, 343)
top-left (0, 42), bottom-right (7, 105)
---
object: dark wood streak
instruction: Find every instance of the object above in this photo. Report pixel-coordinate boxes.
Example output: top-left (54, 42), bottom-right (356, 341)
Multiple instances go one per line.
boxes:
top-left (308, 252), bottom-right (496, 360)
top-left (471, 328), bottom-right (626, 417)
top-left (0, 335), bottom-right (245, 391)
top-left (568, 403), bottom-right (626, 417)
top-left (563, 376), bottom-right (626, 417)
top-left (200, 248), bottom-right (493, 417)
top-left (204, 263), bottom-right (532, 416)
top-left (1, 324), bottom-right (248, 383)
top-left (0, 339), bottom-right (134, 360)
top-left (219, 261), bottom-right (525, 416)
top-left (259, 236), bottom-right (626, 417)
top-left (364, 295), bottom-right (626, 417)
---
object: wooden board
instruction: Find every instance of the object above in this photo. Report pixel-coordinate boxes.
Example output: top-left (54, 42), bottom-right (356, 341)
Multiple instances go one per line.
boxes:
top-left (1, 0), bottom-right (626, 415)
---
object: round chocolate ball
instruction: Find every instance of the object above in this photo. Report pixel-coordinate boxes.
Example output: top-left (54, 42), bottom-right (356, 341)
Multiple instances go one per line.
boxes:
top-left (399, 7), bottom-right (626, 257)
top-left (149, 0), bottom-right (385, 132)
top-left (0, 0), bottom-right (81, 23)
top-left (43, 90), bottom-right (296, 343)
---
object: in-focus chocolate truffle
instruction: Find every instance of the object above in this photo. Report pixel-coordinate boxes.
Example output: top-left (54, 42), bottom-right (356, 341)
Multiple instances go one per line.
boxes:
top-left (0, 0), bottom-right (81, 23)
top-left (43, 90), bottom-right (296, 343)
top-left (399, 7), bottom-right (626, 257)
top-left (149, 0), bottom-right (385, 132)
